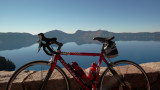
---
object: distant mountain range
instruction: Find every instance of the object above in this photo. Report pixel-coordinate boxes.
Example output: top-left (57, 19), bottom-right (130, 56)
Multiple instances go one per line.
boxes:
top-left (44, 30), bottom-right (160, 44)
top-left (0, 30), bottom-right (160, 50)
top-left (0, 32), bottom-right (37, 50)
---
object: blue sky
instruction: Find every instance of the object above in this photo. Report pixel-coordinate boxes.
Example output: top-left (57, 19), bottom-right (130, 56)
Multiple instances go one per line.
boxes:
top-left (0, 0), bottom-right (160, 34)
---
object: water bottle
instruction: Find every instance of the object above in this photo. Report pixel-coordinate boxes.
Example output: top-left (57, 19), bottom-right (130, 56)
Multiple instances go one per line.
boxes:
top-left (88, 62), bottom-right (97, 81)
top-left (71, 61), bottom-right (87, 79)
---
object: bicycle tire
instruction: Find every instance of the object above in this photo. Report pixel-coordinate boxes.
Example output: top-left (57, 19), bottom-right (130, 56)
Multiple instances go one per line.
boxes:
top-left (6, 60), bottom-right (70, 90)
top-left (99, 60), bottom-right (150, 90)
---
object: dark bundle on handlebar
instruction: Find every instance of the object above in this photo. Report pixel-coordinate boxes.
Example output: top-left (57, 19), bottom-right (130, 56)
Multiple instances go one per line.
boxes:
top-left (38, 33), bottom-right (63, 56)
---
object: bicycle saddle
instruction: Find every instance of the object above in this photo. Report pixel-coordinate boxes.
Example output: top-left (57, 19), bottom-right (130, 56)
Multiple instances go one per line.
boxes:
top-left (93, 36), bottom-right (114, 43)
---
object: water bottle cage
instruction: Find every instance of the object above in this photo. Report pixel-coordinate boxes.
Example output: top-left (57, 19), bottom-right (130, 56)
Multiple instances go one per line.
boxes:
top-left (91, 71), bottom-right (97, 79)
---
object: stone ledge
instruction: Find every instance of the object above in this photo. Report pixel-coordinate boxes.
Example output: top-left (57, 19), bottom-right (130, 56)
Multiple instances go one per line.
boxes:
top-left (1, 61), bottom-right (160, 90)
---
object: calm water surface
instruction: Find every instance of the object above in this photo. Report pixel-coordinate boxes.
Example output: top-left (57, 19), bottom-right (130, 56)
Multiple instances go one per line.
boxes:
top-left (0, 41), bottom-right (160, 70)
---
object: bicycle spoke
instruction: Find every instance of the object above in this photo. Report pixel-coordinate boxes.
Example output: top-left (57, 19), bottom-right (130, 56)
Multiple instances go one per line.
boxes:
top-left (7, 61), bottom-right (69, 90)
top-left (99, 60), bottom-right (150, 90)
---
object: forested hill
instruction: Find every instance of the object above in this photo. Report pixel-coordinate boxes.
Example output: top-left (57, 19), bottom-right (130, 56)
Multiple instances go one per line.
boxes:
top-left (0, 32), bottom-right (37, 50)
top-left (0, 30), bottom-right (160, 50)
top-left (0, 56), bottom-right (15, 71)
top-left (0, 32), bottom-right (36, 44)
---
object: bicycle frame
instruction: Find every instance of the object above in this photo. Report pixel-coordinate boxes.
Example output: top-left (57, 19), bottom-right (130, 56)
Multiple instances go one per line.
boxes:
top-left (48, 50), bottom-right (109, 90)
top-left (7, 34), bottom-right (150, 90)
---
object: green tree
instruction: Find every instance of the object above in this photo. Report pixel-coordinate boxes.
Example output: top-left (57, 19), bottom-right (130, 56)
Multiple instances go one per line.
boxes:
top-left (0, 56), bottom-right (16, 71)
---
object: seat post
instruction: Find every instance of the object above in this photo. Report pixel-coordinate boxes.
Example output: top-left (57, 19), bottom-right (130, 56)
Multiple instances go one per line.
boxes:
top-left (101, 43), bottom-right (105, 53)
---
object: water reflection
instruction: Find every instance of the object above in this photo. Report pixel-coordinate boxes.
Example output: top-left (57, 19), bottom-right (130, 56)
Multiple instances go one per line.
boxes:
top-left (0, 41), bottom-right (160, 70)
top-left (1, 36), bottom-right (160, 51)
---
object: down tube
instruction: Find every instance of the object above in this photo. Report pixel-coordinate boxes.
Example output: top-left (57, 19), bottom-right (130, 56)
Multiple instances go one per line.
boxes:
top-left (58, 55), bottom-right (89, 90)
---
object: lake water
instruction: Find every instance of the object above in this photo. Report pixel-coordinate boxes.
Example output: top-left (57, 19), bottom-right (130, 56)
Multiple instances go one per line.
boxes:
top-left (0, 41), bottom-right (160, 70)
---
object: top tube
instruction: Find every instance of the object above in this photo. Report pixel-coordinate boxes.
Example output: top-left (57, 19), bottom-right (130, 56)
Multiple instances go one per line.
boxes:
top-left (61, 51), bottom-right (101, 56)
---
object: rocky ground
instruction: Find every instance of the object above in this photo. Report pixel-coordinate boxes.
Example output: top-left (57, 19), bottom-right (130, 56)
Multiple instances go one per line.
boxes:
top-left (1, 62), bottom-right (160, 90)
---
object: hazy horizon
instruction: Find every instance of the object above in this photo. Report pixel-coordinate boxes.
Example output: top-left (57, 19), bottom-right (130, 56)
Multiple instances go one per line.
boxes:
top-left (1, 29), bottom-right (160, 35)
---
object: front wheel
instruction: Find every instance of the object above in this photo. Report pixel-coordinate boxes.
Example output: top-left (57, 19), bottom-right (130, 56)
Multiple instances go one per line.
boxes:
top-left (6, 60), bottom-right (70, 90)
top-left (99, 60), bottom-right (150, 90)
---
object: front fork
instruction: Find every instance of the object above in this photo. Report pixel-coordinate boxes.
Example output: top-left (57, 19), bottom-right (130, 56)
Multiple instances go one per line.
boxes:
top-left (39, 55), bottom-right (57, 90)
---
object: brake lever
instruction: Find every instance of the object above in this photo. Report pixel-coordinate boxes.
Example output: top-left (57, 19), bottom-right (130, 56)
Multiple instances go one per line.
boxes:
top-left (37, 39), bottom-right (42, 53)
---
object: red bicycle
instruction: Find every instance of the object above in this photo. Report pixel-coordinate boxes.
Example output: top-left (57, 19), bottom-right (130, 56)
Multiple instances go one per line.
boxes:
top-left (6, 33), bottom-right (150, 90)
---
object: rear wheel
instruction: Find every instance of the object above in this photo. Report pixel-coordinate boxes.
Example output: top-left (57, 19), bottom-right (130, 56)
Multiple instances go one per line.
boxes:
top-left (6, 60), bottom-right (70, 90)
top-left (99, 60), bottom-right (150, 90)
